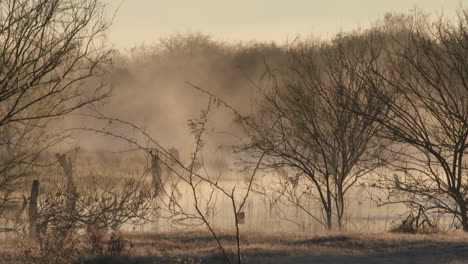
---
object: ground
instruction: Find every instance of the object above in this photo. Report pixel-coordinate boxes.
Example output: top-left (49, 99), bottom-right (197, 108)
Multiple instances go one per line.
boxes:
top-left (1, 231), bottom-right (467, 263)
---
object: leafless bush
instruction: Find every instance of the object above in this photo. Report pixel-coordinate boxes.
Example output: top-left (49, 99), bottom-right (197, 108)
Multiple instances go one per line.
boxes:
top-left (106, 231), bottom-right (127, 255)
top-left (16, 232), bottom-right (82, 264)
top-left (85, 225), bottom-right (106, 254)
top-left (390, 208), bottom-right (440, 234)
top-left (34, 166), bottom-right (154, 239)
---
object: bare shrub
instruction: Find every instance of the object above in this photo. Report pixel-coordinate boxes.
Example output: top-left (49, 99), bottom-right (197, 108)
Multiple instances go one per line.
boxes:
top-left (390, 208), bottom-right (439, 234)
top-left (16, 232), bottom-right (82, 264)
top-left (85, 225), bottom-right (107, 254)
top-left (106, 231), bottom-right (127, 255)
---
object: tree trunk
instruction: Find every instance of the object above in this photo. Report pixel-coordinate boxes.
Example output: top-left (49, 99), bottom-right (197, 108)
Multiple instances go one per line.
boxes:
top-left (28, 180), bottom-right (39, 238)
top-left (337, 215), bottom-right (342, 231)
top-left (326, 210), bottom-right (332, 230)
top-left (460, 203), bottom-right (468, 232)
top-left (337, 189), bottom-right (344, 231)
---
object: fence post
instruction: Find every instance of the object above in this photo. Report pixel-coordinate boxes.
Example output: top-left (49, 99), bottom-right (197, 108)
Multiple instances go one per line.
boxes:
top-left (56, 153), bottom-right (77, 216)
top-left (29, 180), bottom-right (39, 238)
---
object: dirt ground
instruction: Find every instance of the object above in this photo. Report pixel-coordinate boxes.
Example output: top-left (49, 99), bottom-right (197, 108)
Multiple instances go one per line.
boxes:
top-left (1, 231), bottom-right (467, 263)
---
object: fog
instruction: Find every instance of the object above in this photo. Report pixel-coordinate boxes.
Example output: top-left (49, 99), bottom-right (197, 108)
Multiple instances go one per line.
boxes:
top-left (62, 34), bottom-right (288, 166)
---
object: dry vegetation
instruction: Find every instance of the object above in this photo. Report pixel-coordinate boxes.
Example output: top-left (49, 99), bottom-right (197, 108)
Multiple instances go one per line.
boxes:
top-left (1, 231), bottom-right (467, 264)
top-left (1, 0), bottom-right (468, 263)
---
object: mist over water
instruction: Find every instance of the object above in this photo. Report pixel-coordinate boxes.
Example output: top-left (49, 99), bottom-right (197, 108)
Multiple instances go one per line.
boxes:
top-left (61, 34), bottom-right (287, 164)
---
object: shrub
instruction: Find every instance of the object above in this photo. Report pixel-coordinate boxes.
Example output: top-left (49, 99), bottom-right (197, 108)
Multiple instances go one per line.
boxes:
top-left (390, 210), bottom-right (439, 234)
top-left (106, 231), bottom-right (127, 255)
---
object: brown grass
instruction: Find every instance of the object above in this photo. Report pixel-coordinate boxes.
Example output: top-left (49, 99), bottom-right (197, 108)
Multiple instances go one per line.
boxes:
top-left (0, 230), bottom-right (467, 264)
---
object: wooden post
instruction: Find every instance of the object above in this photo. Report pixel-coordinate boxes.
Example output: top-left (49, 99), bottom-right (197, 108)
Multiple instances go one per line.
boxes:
top-left (149, 150), bottom-right (164, 231)
top-left (150, 150), bottom-right (163, 194)
top-left (29, 180), bottom-right (39, 238)
top-left (55, 152), bottom-right (79, 239)
top-left (56, 153), bottom-right (77, 215)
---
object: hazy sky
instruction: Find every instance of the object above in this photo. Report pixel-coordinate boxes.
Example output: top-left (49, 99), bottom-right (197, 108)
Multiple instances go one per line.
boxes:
top-left (108, 0), bottom-right (465, 50)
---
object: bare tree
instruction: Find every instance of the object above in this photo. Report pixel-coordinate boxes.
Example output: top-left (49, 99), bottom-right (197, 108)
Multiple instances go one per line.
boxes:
top-left (0, 0), bottom-right (111, 216)
top-left (0, 0), bottom-right (111, 126)
top-left (355, 11), bottom-right (468, 231)
top-left (228, 36), bottom-right (388, 230)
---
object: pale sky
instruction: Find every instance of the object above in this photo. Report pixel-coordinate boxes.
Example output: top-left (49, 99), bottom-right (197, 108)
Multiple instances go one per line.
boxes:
top-left (108, 0), bottom-right (466, 50)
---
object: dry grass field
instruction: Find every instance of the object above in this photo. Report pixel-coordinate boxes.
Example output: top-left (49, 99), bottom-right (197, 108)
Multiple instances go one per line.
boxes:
top-left (1, 231), bottom-right (467, 264)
